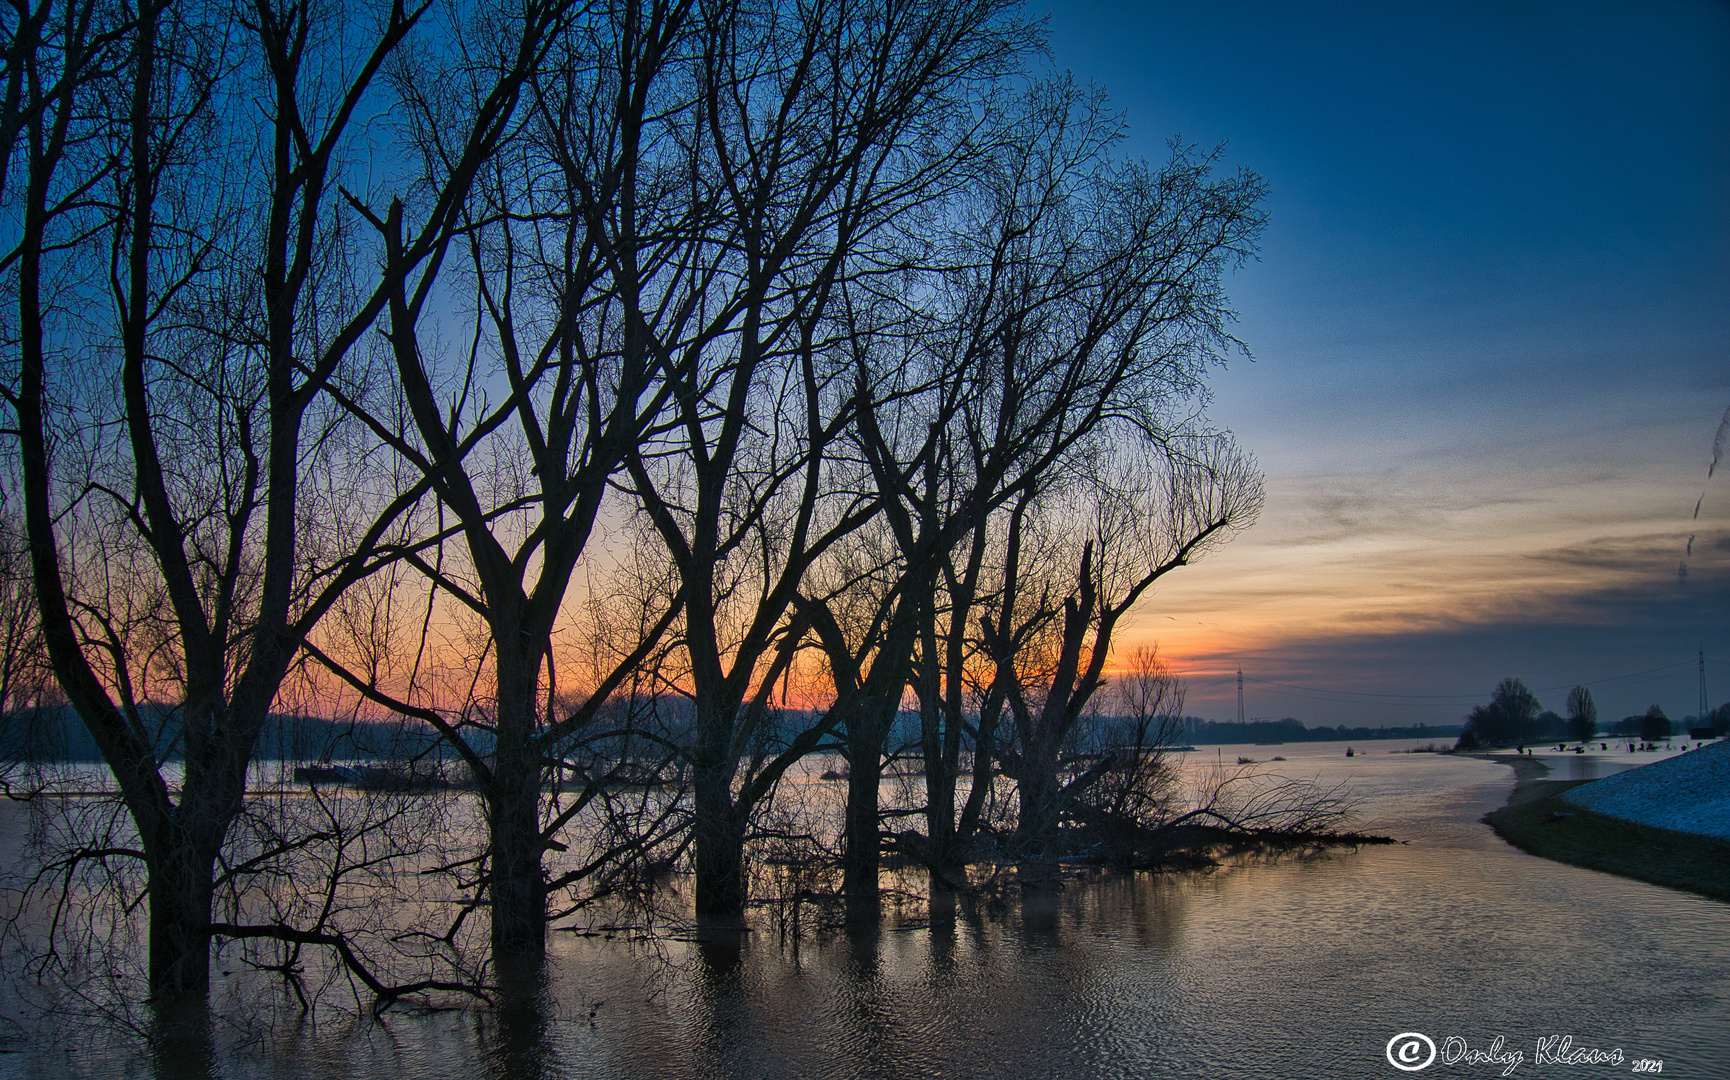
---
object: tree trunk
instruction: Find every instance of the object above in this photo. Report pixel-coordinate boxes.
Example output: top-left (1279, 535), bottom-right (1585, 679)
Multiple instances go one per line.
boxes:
top-left (692, 774), bottom-right (747, 919)
top-left (489, 650), bottom-right (548, 984)
top-left (146, 840), bottom-right (217, 1002)
top-left (927, 870), bottom-right (957, 923)
top-left (922, 773), bottom-right (957, 867)
top-left (691, 682), bottom-right (748, 919)
top-left (486, 991), bottom-right (548, 1080)
top-left (489, 766), bottom-right (547, 982)
top-left (150, 993), bottom-right (215, 1080)
top-left (841, 701), bottom-right (890, 923)
top-left (920, 695), bottom-right (958, 871)
top-left (1017, 732), bottom-right (1062, 870)
top-left (923, 707), bottom-right (982, 881)
top-left (945, 692), bottom-right (1001, 882)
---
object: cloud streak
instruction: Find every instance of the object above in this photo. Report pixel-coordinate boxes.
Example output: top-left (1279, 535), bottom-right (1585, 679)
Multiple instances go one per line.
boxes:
top-left (1050, 2), bottom-right (1730, 731)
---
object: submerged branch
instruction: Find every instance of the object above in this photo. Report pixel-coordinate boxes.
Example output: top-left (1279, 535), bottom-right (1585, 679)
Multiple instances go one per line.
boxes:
top-left (210, 922), bottom-right (491, 1016)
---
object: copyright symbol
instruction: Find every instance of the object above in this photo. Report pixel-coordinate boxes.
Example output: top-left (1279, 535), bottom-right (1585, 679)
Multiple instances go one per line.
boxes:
top-left (1386, 1032), bottom-right (1437, 1071)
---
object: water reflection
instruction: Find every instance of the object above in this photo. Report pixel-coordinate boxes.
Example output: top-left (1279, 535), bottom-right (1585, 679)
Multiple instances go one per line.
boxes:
top-left (1533, 750), bottom-right (1650, 782)
top-left (1019, 887), bottom-right (1062, 946)
top-left (150, 998), bottom-right (215, 1080)
top-left (482, 961), bottom-right (549, 1080)
top-left (694, 918), bottom-right (749, 976)
top-left (6, 744), bottom-right (1729, 1079)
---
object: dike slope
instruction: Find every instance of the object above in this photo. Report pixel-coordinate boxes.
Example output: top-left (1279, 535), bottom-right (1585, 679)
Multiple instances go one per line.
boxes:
top-left (1560, 739), bottom-right (1730, 839)
top-left (1479, 745), bottom-right (1730, 902)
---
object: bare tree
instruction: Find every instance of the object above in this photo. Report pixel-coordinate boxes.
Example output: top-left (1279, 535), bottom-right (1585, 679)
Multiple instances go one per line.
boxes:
top-left (7, 743), bottom-right (489, 1044)
top-left (1566, 685), bottom-right (1597, 744)
top-left (1062, 644), bottom-right (1186, 860)
top-left (624, 0), bottom-right (1031, 922)
top-left (833, 81), bottom-right (1267, 905)
top-left (794, 520), bottom-right (926, 922)
top-left (4, 0), bottom-right (565, 1004)
top-left (992, 437), bottom-right (1261, 869)
top-left (304, 0), bottom-right (717, 986)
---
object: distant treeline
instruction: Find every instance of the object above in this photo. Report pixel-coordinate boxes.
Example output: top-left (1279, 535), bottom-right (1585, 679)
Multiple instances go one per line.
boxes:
top-left (7, 705), bottom-right (1456, 762)
top-left (1179, 717), bottom-right (1462, 745)
top-left (1, 706), bottom-right (459, 763)
top-left (840, 711), bottom-right (1460, 751)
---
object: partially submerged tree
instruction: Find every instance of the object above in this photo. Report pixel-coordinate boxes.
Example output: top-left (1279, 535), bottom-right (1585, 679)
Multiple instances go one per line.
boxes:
top-left (989, 438), bottom-right (1262, 869)
top-left (306, 0), bottom-right (708, 985)
top-left (832, 81), bottom-right (1267, 906)
top-left (1064, 644), bottom-right (1188, 860)
top-left (5, 0), bottom-right (566, 1004)
top-left (624, 0), bottom-right (1032, 922)
top-left (2, 0), bottom-right (1282, 1031)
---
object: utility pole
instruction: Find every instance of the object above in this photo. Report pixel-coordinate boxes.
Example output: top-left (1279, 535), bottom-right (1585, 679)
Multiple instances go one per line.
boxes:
top-left (1237, 666), bottom-right (1245, 725)
top-left (1700, 647), bottom-right (1709, 723)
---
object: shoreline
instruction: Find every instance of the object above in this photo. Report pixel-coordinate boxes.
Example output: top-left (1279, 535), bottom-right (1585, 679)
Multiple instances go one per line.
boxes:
top-left (1473, 753), bottom-right (1730, 903)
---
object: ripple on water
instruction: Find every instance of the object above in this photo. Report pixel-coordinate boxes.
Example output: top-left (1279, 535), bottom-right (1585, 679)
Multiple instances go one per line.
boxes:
top-left (3, 744), bottom-right (1726, 1079)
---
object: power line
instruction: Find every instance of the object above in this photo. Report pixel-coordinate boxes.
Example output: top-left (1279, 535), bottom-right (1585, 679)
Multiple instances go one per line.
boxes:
top-left (1534, 660), bottom-right (1701, 696)
top-left (1242, 677), bottom-right (1487, 702)
top-left (1179, 657), bottom-right (1709, 705)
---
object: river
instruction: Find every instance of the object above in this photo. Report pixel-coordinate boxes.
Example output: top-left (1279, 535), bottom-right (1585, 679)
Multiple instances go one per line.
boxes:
top-left (2, 741), bottom-right (1726, 1079)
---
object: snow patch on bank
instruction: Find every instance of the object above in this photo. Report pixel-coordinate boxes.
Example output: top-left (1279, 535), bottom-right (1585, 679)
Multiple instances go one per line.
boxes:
top-left (1561, 740), bottom-right (1730, 840)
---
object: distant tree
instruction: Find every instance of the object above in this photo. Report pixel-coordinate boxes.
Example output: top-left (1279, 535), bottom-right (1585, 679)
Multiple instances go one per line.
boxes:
top-left (1566, 685), bottom-right (1598, 743)
top-left (1713, 702), bottom-right (1730, 737)
top-left (1456, 677), bottom-right (1542, 749)
top-left (1639, 705), bottom-right (1671, 742)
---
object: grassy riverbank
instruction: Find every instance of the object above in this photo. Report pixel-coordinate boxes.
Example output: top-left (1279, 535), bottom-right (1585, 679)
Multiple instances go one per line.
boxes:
top-left (1478, 755), bottom-right (1730, 902)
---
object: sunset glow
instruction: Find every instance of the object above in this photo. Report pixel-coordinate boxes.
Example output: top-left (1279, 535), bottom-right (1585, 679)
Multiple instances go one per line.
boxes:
top-left (1053, 1), bottom-right (1730, 725)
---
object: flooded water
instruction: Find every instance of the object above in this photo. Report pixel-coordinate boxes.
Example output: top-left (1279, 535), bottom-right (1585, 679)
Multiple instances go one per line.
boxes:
top-left (3, 742), bottom-right (1726, 1079)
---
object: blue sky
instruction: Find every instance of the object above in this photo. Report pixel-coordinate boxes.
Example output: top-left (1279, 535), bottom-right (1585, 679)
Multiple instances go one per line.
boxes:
top-left (1042, 1), bottom-right (1730, 725)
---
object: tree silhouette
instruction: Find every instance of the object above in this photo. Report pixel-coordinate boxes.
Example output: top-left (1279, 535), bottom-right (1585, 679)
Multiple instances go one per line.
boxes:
top-left (1457, 678), bottom-right (1542, 749)
top-left (1566, 685), bottom-right (1598, 743)
top-left (6, 0), bottom-right (566, 1004)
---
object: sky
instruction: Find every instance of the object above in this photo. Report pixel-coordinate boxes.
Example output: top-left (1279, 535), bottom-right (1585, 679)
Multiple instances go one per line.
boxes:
top-left (1041, 1), bottom-right (1730, 727)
